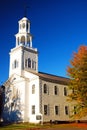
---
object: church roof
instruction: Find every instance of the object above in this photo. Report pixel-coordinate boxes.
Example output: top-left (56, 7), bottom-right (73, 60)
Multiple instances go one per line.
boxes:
top-left (35, 71), bottom-right (69, 85)
top-left (18, 17), bottom-right (30, 23)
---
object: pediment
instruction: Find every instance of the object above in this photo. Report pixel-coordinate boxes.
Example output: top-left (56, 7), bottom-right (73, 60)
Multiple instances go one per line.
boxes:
top-left (4, 73), bottom-right (29, 87)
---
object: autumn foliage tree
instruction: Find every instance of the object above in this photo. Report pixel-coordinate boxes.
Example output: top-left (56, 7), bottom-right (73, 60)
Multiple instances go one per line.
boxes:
top-left (67, 45), bottom-right (87, 119)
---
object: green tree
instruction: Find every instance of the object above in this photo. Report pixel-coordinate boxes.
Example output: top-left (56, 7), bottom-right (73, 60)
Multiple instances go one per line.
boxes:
top-left (67, 45), bottom-right (87, 119)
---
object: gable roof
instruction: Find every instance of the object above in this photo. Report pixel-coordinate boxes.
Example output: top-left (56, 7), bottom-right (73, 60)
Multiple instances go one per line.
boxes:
top-left (34, 71), bottom-right (69, 85)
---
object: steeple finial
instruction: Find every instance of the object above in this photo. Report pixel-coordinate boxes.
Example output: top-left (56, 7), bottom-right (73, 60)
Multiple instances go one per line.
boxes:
top-left (24, 5), bottom-right (29, 17)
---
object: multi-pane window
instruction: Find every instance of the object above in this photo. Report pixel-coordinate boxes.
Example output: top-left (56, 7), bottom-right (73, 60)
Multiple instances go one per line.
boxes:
top-left (64, 87), bottom-right (67, 96)
top-left (28, 58), bottom-right (31, 68)
top-left (65, 106), bottom-right (69, 115)
top-left (32, 105), bottom-right (35, 114)
top-left (55, 106), bottom-right (59, 115)
top-left (54, 86), bottom-right (58, 95)
top-left (43, 84), bottom-right (47, 94)
top-left (32, 84), bottom-right (35, 94)
top-left (44, 105), bottom-right (48, 115)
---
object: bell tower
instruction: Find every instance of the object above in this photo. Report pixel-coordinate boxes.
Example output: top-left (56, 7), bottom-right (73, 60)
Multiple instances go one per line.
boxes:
top-left (9, 17), bottom-right (38, 77)
top-left (15, 17), bottom-right (32, 47)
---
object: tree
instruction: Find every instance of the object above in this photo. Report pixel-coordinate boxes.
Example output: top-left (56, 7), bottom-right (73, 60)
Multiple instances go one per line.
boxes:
top-left (67, 45), bottom-right (87, 119)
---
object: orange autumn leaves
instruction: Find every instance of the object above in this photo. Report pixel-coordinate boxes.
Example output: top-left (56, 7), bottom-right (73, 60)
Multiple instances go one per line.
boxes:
top-left (67, 45), bottom-right (87, 78)
top-left (67, 45), bottom-right (87, 119)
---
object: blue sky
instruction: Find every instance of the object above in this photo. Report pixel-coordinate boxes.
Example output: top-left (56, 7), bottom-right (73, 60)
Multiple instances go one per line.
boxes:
top-left (1, 0), bottom-right (87, 84)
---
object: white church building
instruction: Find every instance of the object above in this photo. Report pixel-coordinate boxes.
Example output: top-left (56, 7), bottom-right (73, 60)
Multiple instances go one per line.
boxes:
top-left (3, 16), bottom-right (86, 123)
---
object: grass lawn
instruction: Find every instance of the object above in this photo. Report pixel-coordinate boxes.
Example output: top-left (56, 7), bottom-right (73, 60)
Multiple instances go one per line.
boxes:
top-left (0, 123), bottom-right (87, 130)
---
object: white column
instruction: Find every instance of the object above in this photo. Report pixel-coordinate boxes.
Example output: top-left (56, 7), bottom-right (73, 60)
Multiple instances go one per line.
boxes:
top-left (25, 35), bottom-right (27, 46)
top-left (19, 37), bottom-right (21, 45)
top-left (30, 36), bottom-right (32, 48)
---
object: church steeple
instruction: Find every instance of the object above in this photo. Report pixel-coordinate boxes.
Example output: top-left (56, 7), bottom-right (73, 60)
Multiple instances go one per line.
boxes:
top-left (9, 17), bottom-right (38, 77)
top-left (15, 17), bottom-right (32, 48)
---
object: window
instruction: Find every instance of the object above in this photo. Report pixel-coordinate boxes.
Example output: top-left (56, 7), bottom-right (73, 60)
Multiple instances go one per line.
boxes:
top-left (32, 105), bottom-right (35, 114)
top-left (32, 60), bottom-right (36, 70)
top-left (54, 86), bottom-right (58, 95)
top-left (65, 106), bottom-right (69, 115)
top-left (44, 105), bottom-right (48, 115)
top-left (43, 84), bottom-right (47, 94)
top-left (28, 58), bottom-right (31, 68)
top-left (32, 84), bottom-right (35, 94)
top-left (55, 106), bottom-right (59, 115)
top-left (64, 87), bottom-right (67, 96)
top-left (13, 60), bottom-right (18, 69)
top-left (21, 36), bottom-right (25, 45)
top-left (14, 60), bottom-right (17, 68)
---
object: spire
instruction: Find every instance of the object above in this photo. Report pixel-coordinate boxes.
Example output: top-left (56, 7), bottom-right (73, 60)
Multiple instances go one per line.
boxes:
top-left (24, 6), bottom-right (28, 17)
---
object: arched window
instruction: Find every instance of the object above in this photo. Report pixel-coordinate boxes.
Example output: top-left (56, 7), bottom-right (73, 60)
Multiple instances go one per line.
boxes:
top-left (28, 58), bottom-right (31, 68)
top-left (43, 84), bottom-right (47, 94)
top-left (32, 84), bottom-right (35, 94)
top-left (64, 87), bottom-right (67, 96)
top-left (21, 36), bottom-right (25, 45)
